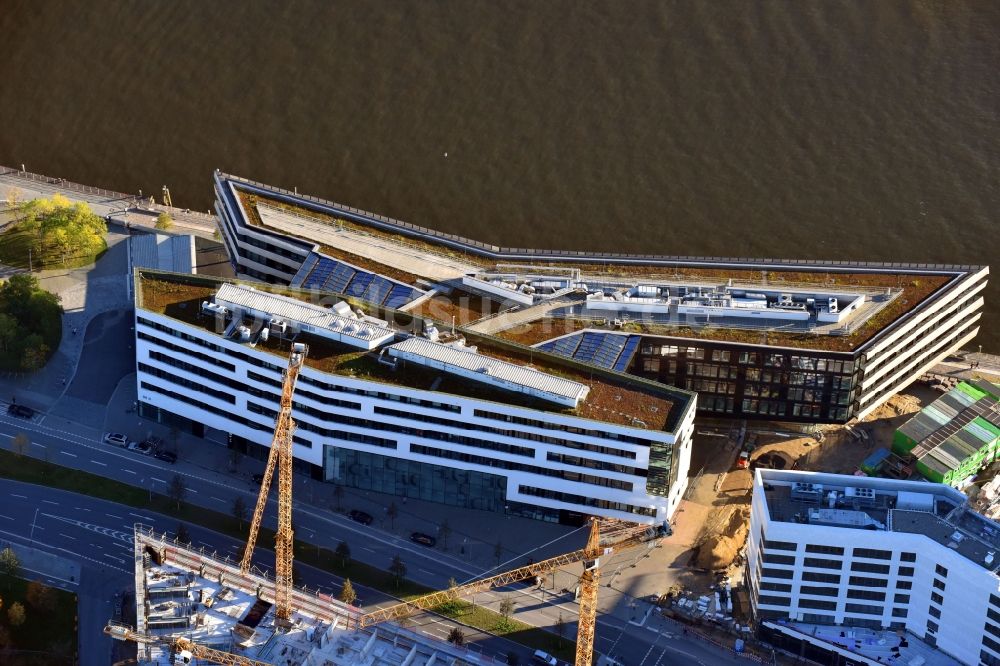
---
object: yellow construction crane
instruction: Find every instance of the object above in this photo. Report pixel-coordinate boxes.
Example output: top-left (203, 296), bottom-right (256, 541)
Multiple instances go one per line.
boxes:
top-left (240, 342), bottom-right (308, 626)
top-left (357, 518), bottom-right (665, 665)
top-left (104, 622), bottom-right (271, 666)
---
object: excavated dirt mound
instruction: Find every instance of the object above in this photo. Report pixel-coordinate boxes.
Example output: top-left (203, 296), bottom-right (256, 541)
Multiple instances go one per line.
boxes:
top-left (694, 505), bottom-right (750, 570)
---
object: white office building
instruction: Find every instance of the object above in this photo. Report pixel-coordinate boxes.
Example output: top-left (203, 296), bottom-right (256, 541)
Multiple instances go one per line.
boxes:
top-left (134, 271), bottom-right (696, 525)
top-left (748, 469), bottom-right (1000, 666)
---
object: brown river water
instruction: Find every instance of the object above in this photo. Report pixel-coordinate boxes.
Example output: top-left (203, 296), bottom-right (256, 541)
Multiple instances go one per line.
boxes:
top-left (1, 1), bottom-right (997, 348)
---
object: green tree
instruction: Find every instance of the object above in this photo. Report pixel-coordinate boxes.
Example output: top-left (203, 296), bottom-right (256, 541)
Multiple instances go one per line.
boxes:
top-left (168, 474), bottom-right (187, 510)
top-left (6, 601), bottom-right (24, 627)
top-left (335, 541), bottom-right (351, 568)
top-left (0, 313), bottom-right (16, 353)
top-left (20, 194), bottom-right (106, 266)
top-left (447, 626), bottom-right (466, 646)
top-left (0, 547), bottom-right (20, 586)
top-left (386, 501), bottom-right (398, 529)
top-left (232, 496), bottom-right (247, 531)
top-left (11, 433), bottom-right (29, 457)
top-left (339, 578), bottom-right (357, 606)
top-left (175, 523), bottom-right (191, 544)
top-left (389, 554), bottom-right (406, 588)
top-left (20, 334), bottom-right (49, 371)
top-left (155, 212), bottom-right (173, 230)
top-left (25, 580), bottom-right (55, 612)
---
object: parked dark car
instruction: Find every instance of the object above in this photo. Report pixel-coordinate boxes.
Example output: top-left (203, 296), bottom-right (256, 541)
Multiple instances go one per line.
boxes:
top-left (7, 404), bottom-right (34, 419)
top-left (348, 510), bottom-right (374, 526)
top-left (410, 532), bottom-right (436, 547)
top-left (153, 450), bottom-right (177, 464)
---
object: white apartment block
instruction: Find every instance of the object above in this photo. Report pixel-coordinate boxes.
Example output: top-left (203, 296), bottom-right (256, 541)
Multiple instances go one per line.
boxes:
top-left (134, 272), bottom-right (696, 526)
top-left (748, 469), bottom-right (1000, 666)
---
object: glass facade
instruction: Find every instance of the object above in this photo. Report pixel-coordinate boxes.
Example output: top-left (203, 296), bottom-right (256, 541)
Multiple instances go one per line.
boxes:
top-left (634, 340), bottom-right (860, 423)
top-left (325, 446), bottom-right (508, 513)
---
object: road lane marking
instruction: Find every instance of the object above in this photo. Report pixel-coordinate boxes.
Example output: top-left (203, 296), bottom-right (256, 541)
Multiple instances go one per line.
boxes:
top-left (0, 514), bottom-right (13, 521)
top-left (41, 499), bottom-right (58, 505)
top-left (58, 533), bottom-right (77, 540)
top-left (10, 493), bottom-right (26, 499)
top-left (151, 477), bottom-right (166, 483)
top-left (31, 442), bottom-right (46, 448)
top-left (90, 460), bottom-right (107, 466)
top-left (128, 512), bottom-right (154, 522)
top-left (101, 553), bottom-right (127, 565)
top-left (61, 451), bottom-right (77, 457)
top-left (75, 507), bottom-right (91, 512)
top-left (106, 513), bottom-right (123, 519)
top-left (124, 469), bottom-right (136, 474)
top-left (187, 488), bottom-right (198, 494)
top-left (211, 496), bottom-right (225, 503)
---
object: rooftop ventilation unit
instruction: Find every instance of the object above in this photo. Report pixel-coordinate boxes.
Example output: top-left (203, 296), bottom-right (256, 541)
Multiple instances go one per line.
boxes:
top-left (987, 552), bottom-right (995, 566)
top-left (791, 482), bottom-right (823, 504)
top-left (828, 297), bottom-right (839, 314)
top-left (844, 486), bottom-right (876, 507)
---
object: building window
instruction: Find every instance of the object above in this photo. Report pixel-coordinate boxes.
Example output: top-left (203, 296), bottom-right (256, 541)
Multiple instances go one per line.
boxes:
top-left (853, 548), bottom-right (892, 560)
top-left (806, 544), bottom-right (844, 556)
top-left (928, 606), bottom-right (941, 619)
top-left (758, 595), bottom-right (791, 607)
top-left (800, 599), bottom-right (837, 611)
top-left (896, 580), bottom-right (912, 590)
top-left (932, 579), bottom-right (946, 592)
top-left (845, 603), bottom-right (882, 616)
top-left (803, 558), bottom-right (842, 570)
top-left (897, 566), bottom-right (915, 577)
top-left (848, 576), bottom-right (888, 588)
top-left (850, 562), bottom-right (890, 574)
top-left (802, 572), bottom-right (840, 584)
top-left (763, 539), bottom-right (798, 552)
top-left (900, 552), bottom-right (916, 562)
top-left (894, 593), bottom-right (910, 604)
top-left (847, 589), bottom-right (885, 601)
top-left (935, 564), bottom-right (948, 577)
top-left (986, 636), bottom-right (1000, 657)
top-left (892, 608), bottom-right (907, 618)
top-left (760, 582), bottom-right (792, 593)
top-left (931, 592), bottom-right (943, 605)
top-left (762, 553), bottom-right (796, 566)
top-left (800, 586), bottom-right (839, 597)
top-left (760, 568), bottom-right (794, 580)
top-left (927, 620), bottom-right (938, 634)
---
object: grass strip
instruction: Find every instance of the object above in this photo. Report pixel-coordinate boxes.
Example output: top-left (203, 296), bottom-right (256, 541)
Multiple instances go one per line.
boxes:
top-left (0, 449), bottom-right (575, 660)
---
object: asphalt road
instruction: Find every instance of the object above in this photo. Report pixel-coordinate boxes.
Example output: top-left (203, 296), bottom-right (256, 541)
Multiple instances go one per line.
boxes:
top-left (0, 404), bottom-right (750, 666)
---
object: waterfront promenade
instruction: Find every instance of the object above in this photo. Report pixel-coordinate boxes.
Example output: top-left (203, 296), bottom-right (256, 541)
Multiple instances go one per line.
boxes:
top-left (0, 165), bottom-right (217, 238)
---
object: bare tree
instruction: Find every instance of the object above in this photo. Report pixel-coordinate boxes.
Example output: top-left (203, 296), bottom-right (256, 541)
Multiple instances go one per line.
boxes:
top-left (232, 496), bottom-right (247, 531)
top-left (498, 595), bottom-right (515, 621)
top-left (11, 433), bottom-right (29, 457)
top-left (389, 554), bottom-right (406, 588)
top-left (494, 540), bottom-right (504, 566)
top-left (386, 501), bottom-right (398, 529)
top-left (168, 474), bottom-right (187, 510)
top-left (335, 540), bottom-right (351, 568)
top-left (175, 523), bottom-right (191, 544)
top-left (439, 520), bottom-right (452, 550)
top-left (555, 612), bottom-right (566, 647)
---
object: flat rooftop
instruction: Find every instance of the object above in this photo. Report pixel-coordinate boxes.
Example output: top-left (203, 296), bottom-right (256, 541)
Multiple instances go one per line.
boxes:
top-left (136, 271), bottom-right (690, 432)
top-left (758, 469), bottom-right (1000, 574)
top-left (132, 528), bottom-right (476, 666)
top-left (764, 621), bottom-right (962, 666)
top-left (220, 174), bottom-right (974, 353)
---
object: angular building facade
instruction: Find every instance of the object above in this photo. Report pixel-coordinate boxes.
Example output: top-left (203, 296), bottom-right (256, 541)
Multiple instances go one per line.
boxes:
top-left (212, 171), bottom-right (988, 426)
top-left (134, 271), bottom-right (695, 525)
